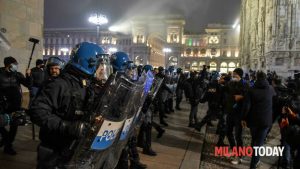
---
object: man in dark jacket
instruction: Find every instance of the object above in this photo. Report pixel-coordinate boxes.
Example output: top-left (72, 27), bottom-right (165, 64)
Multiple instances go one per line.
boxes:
top-left (0, 56), bottom-right (32, 155)
top-left (186, 71), bottom-right (202, 127)
top-left (224, 68), bottom-right (249, 165)
top-left (194, 72), bottom-right (222, 131)
top-left (242, 71), bottom-right (276, 169)
top-left (156, 67), bottom-right (172, 126)
top-left (30, 59), bottom-right (46, 99)
top-left (175, 68), bottom-right (185, 110)
top-left (29, 42), bottom-right (105, 168)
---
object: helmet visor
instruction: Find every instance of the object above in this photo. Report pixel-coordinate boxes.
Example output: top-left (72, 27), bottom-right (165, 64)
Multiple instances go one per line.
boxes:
top-left (94, 54), bottom-right (112, 82)
top-left (46, 57), bottom-right (65, 69)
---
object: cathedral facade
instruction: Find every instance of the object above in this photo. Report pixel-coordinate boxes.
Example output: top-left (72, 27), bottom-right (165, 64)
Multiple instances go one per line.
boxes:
top-left (240, 0), bottom-right (300, 77)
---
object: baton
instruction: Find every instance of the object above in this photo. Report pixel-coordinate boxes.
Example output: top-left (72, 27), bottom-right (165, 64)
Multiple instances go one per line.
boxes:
top-left (27, 38), bottom-right (40, 69)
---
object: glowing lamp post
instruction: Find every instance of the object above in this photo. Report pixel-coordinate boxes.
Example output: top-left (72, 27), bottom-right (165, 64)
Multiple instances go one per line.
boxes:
top-left (163, 48), bottom-right (172, 67)
top-left (88, 13), bottom-right (108, 44)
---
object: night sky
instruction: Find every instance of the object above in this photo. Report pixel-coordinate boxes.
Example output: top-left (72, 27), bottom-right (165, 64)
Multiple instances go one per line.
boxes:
top-left (44, 0), bottom-right (241, 32)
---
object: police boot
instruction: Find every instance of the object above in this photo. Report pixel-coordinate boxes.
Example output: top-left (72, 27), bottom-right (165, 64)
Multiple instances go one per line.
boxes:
top-left (143, 148), bottom-right (157, 156)
top-left (157, 128), bottom-right (165, 139)
top-left (130, 161), bottom-right (147, 169)
top-left (194, 122), bottom-right (205, 132)
top-left (160, 120), bottom-right (168, 127)
top-left (175, 105), bottom-right (181, 110)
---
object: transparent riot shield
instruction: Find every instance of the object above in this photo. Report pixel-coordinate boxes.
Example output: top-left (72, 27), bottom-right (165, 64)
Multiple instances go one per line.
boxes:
top-left (102, 71), bottom-right (154, 169)
top-left (65, 73), bottom-right (137, 169)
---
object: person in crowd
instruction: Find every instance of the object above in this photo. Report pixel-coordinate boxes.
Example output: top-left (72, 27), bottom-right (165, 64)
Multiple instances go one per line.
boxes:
top-left (30, 59), bottom-right (45, 99)
top-left (194, 71), bottom-right (222, 131)
top-left (45, 57), bottom-right (65, 79)
top-left (0, 56), bottom-right (32, 155)
top-left (29, 42), bottom-right (105, 168)
top-left (279, 104), bottom-right (300, 169)
top-left (186, 71), bottom-right (202, 127)
top-left (165, 66), bottom-right (176, 113)
top-left (137, 64), bottom-right (165, 158)
top-left (215, 73), bottom-right (231, 146)
top-left (241, 71), bottom-right (276, 169)
top-left (223, 68), bottom-right (249, 165)
top-left (155, 66), bottom-right (172, 126)
top-left (175, 68), bottom-right (186, 110)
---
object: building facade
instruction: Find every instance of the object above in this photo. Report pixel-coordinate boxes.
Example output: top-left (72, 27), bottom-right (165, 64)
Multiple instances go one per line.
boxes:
top-left (240, 0), bottom-right (300, 77)
top-left (181, 24), bottom-right (240, 72)
top-left (43, 28), bottom-right (120, 61)
top-left (0, 0), bottom-right (44, 72)
top-left (44, 16), bottom-right (240, 73)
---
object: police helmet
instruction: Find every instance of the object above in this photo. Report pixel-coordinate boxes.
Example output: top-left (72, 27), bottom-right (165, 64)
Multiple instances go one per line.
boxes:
top-left (111, 51), bottom-right (134, 72)
top-left (69, 42), bottom-right (106, 76)
top-left (46, 57), bottom-right (65, 69)
top-left (143, 64), bottom-right (153, 73)
top-left (176, 67), bottom-right (183, 74)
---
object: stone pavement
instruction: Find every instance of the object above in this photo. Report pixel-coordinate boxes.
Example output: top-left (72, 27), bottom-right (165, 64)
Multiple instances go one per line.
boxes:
top-left (139, 101), bottom-right (207, 169)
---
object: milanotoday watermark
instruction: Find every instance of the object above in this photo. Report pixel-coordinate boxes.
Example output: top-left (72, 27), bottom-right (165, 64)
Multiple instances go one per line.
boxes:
top-left (215, 146), bottom-right (284, 157)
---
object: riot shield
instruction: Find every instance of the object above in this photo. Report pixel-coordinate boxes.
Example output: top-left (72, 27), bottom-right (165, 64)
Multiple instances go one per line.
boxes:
top-left (102, 71), bottom-right (154, 169)
top-left (65, 73), bottom-right (137, 169)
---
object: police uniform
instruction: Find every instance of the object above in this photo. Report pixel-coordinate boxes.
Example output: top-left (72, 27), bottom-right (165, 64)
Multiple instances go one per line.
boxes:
top-left (30, 70), bottom-right (93, 169)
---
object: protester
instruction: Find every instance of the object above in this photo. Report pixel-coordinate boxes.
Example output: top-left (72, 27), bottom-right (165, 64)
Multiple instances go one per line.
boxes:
top-left (0, 56), bottom-right (32, 155)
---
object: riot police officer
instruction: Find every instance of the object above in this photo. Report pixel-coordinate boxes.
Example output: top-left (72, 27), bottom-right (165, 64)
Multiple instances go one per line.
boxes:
top-left (45, 56), bottom-right (65, 79)
top-left (156, 66), bottom-right (172, 126)
top-left (111, 52), bottom-right (147, 169)
top-left (29, 42), bottom-right (106, 169)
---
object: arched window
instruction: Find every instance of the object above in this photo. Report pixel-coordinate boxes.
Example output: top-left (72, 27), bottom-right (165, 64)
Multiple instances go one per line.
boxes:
top-left (191, 61), bottom-right (198, 70)
top-left (228, 62), bottom-right (236, 72)
top-left (210, 62), bottom-right (217, 71)
top-left (220, 62), bottom-right (228, 73)
top-left (199, 62), bottom-right (206, 69)
top-left (193, 48), bottom-right (199, 56)
top-left (186, 48), bottom-right (192, 55)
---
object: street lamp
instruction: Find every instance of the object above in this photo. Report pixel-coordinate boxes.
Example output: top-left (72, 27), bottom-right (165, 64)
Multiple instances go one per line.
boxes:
top-left (163, 48), bottom-right (172, 67)
top-left (88, 13), bottom-right (108, 44)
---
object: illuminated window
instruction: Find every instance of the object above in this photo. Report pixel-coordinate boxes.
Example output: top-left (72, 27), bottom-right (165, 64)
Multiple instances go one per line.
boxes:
top-left (170, 33), bottom-right (178, 43)
top-left (235, 50), bottom-right (239, 57)
top-left (200, 49), bottom-right (206, 56)
top-left (220, 62), bottom-right (228, 73)
top-left (137, 35), bottom-right (144, 43)
top-left (210, 62), bottom-right (217, 71)
top-left (228, 62), bottom-right (236, 72)
top-left (186, 48), bottom-right (192, 55)
top-left (193, 48), bottom-right (199, 56)
top-left (191, 61), bottom-right (198, 70)
top-left (227, 51), bottom-right (231, 57)
top-left (188, 39), bottom-right (192, 46)
top-left (199, 62), bottom-right (206, 69)
top-left (52, 48), bottom-right (56, 56)
top-left (43, 49), bottom-right (45, 55)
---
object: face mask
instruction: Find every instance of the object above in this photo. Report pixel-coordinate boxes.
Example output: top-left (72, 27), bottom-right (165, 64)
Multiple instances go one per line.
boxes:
top-left (10, 64), bottom-right (18, 72)
top-left (231, 77), bottom-right (239, 82)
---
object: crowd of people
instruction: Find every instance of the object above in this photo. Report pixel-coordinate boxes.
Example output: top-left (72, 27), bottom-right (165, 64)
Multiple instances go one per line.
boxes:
top-left (177, 65), bottom-right (300, 169)
top-left (0, 41), bottom-right (299, 169)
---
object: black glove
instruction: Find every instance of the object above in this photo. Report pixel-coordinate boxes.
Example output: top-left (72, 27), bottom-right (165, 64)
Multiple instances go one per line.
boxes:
top-left (60, 121), bottom-right (90, 138)
top-left (11, 111), bottom-right (27, 126)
